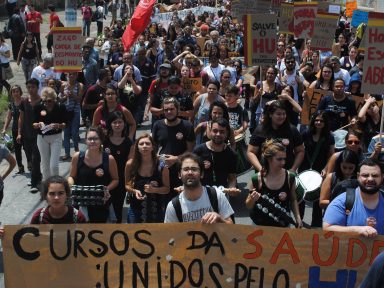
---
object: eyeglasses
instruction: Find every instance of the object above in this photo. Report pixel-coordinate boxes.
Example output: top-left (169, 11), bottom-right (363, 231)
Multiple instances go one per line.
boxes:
top-left (87, 137), bottom-right (100, 142)
top-left (347, 140), bottom-right (360, 145)
top-left (181, 167), bottom-right (200, 173)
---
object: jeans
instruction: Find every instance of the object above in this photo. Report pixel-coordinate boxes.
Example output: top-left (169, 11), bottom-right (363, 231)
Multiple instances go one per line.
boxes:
top-left (21, 58), bottom-right (37, 82)
top-left (97, 21), bottom-right (103, 36)
top-left (37, 133), bottom-right (62, 181)
top-left (23, 136), bottom-right (41, 187)
top-left (63, 110), bottom-right (80, 156)
top-left (82, 19), bottom-right (91, 37)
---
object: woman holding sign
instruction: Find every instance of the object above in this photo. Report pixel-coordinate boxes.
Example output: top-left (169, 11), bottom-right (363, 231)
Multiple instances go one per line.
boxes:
top-left (246, 139), bottom-right (302, 228)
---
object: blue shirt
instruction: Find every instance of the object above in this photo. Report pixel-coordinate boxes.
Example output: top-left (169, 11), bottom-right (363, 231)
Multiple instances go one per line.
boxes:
top-left (324, 187), bottom-right (384, 235)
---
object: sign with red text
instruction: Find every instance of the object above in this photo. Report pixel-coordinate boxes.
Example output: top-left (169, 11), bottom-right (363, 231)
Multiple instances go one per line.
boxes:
top-left (361, 12), bottom-right (384, 94)
top-left (3, 224), bottom-right (382, 287)
top-left (244, 13), bottom-right (277, 66)
top-left (301, 88), bottom-right (333, 125)
top-left (279, 2), bottom-right (294, 34)
top-left (311, 12), bottom-right (339, 51)
top-left (294, 1), bottom-right (318, 39)
top-left (52, 27), bottom-right (83, 72)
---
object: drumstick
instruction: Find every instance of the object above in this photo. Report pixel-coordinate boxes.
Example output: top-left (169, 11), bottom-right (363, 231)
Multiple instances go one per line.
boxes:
top-left (335, 120), bottom-right (359, 131)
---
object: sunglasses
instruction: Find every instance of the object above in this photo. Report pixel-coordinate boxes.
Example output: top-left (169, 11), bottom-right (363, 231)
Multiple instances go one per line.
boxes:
top-left (347, 140), bottom-right (360, 145)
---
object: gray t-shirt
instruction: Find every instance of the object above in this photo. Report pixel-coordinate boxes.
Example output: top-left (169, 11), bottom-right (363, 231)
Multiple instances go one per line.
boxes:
top-left (164, 186), bottom-right (234, 223)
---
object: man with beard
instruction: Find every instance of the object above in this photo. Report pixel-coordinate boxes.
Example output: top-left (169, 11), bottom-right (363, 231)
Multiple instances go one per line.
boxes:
top-left (164, 152), bottom-right (234, 223)
top-left (323, 159), bottom-right (384, 237)
top-left (193, 118), bottom-right (237, 192)
top-left (152, 97), bottom-right (195, 200)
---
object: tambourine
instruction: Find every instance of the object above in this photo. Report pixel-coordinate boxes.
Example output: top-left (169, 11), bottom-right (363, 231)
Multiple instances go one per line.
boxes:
top-left (70, 185), bottom-right (106, 206)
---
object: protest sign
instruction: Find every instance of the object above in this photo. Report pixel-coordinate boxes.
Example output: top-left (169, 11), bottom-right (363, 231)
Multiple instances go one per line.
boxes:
top-left (293, 2), bottom-right (318, 39)
top-left (52, 27), bottom-right (82, 72)
top-left (311, 12), bottom-right (339, 51)
top-left (3, 224), bottom-right (382, 287)
top-left (352, 95), bottom-right (383, 113)
top-left (301, 88), bottom-right (333, 125)
top-left (231, 0), bottom-right (273, 20)
top-left (346, 0), bottom-right (357, 17)
top-left (357, 0), bottom-right (377, 10)
top-left (244, 14), bottom-right (277, 66)
top-left (196, 37), bottom-right (206, 54)
top-left (151, 6), bottom-right (219, 24)
top-left (182, 77), bottom-right (202, 93)
top-left (279, 2), bottom-right (294, 34)
top-left (361, 12), bottom-right (384, 94)
top-left (351, 10), bottom-right (369, 27)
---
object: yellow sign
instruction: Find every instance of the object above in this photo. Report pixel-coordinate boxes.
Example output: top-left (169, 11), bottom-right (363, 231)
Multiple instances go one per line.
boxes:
top-left (2, 224), bottom-right (382, 287)
top-left (301, 88), bottom-right (333, 125)
top-left (182, 77), bottom-right (202, 92)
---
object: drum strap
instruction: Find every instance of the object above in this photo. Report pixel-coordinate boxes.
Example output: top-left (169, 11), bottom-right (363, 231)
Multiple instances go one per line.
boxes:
top-left (306, 137), bottom-right (325, 169)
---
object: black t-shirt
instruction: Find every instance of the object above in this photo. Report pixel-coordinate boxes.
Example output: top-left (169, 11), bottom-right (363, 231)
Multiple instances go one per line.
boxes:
top-left (228, 104), bottom-right (249, 130)
top-left (299, 131), bottom-right (335, 172)
top-left (83, 84), bottom-right (106, 106)
top-left (152, 119), bottom-right (195, 156)
top-left (249, 124), bottom-right (303, 169)
top-left (317, 95), bottom-right (357, 131)
top-left (33, 102), bottom-right (68, 135)
top-left (193, 143), bottom-right (237, 187)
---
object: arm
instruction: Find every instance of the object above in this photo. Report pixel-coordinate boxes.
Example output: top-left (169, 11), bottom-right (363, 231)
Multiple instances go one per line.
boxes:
top-left (16, 41), bottom-right (25, 65)
top-left (358, 97), bottom-right (375, 123)
top-left (247, 144), bottom-right (262, 172)
top-left (323, 222), bottom-right (378, 237)
top-left (291, 144), bottom-right (305, 172)
top-left (325, 152), bottom-right (339, 175)
top-left (2, 109), bottom-right (12, 134)
top-left (245, 180), bottom-right (261, 209)
top-left (122, 107), bottom-right (136, 141)
top-left (74, 83), bottom-right (84, 104)
top-left (107, 155), bottom-right (119, 191)
top-left (227, 173), bottom-right (237, 189)
top-left (201, 212), bottom-right (233, 224)
top-left (1, 153), bottom-right (16, 180)
top-left (67, 152), bottom-right (79, 186)
top-left (16, 110), bottom-right (24, 143)
top-left (144, 166), bottom-right (170, 195)
top-left (289, 174), bottom-right (302, 228)
top-left (92, 107), bottom-right (101, 127)
top-left (319, 173), bottom-right (332, 209)
top-left (172, 50), bottom-right (190, 70)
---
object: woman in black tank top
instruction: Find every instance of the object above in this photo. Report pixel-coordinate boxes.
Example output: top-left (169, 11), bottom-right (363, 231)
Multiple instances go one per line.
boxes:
top-left (246, 139), bottom-right (302, 228)
top-left (125, 133), bottom-right (170, 223)
top-left (16, 32), bottom-right (40, 82)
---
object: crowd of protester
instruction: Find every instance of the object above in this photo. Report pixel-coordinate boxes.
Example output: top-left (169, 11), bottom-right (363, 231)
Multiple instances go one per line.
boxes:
top-left (0, 0), bottom-right (382, 249)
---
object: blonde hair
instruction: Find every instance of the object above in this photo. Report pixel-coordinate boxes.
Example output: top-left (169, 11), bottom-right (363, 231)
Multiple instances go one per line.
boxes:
top-left (261, 139), bottom-right (286, 176)
top-left (41, 87), bottom-right (57, 101)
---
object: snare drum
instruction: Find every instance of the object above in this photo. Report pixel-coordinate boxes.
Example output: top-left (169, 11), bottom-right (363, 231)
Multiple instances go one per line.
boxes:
top-left (235, 133), bottom-right (251, 175)
top-left (297, 170), bottom-right (323, 202)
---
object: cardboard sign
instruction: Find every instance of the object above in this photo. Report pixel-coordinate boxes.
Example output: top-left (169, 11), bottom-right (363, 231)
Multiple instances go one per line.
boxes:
top-left (244, 13), bottom-right (277, 66)
top-left (293, 2), bottom-right (318, 39)
top-left (346, 0), bottom-right (357, 17)
top-left (361, 12), bottom-right (384, 94)
top-left (352, 95), bottom-right (383, 113)
top-left (311, 12), bottom-right (339, 51)
top-left (182, 77), bottom-right (202, 93)
top-left (279, 2), bottom-right (294, 35)
top-left (301, 88), bottom-right (333, 125)
top-left (196, 37), bottom-right (206, 55)
top-left (351, 10), bottom-right (369, 27)
top-left (52, 27), bottom-right (83, 72)
top-left (3, 224), bottom-right (383, 287)
top-left (231, 0), bottom-right (272, 20)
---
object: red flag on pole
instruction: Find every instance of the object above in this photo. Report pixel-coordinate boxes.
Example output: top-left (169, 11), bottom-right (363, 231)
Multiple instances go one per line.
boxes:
top-left (122, 0), bottom-right (157, 51)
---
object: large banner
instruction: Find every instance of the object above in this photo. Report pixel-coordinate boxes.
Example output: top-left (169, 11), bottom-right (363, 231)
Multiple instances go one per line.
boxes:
top-left (3, 224), bottom-right (383, 287)
top-left (279, 2), bottom-right (294, 35)
top-left (311, 12), bottom-right (339, 51)
top-left (361, 12), bottom-right (384, 94)
top-left (52, 27), bottom-right (82, 73)
top-left (151, 6), bottom-right (219, 23)
top-left (231, 0), bottom-right (272, 20)
top-left (301, 88), bottom-right (333, 125)
top-left (244, 14), bottom-right (277, 67)
top-left (293, 1), bottom-right (318, 39)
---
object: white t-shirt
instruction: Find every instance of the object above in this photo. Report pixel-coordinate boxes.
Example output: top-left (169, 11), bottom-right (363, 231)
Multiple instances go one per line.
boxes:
top-left (164, 186), bottom-right (234, 223)
top-left (275, 70), bottom-right (305, 102)
top-left (30, 65), bottom-right (60, 95)
top-left (334, 68), bottom-right (351, 87)
top-left (0, 43), bottom-right (10, 64)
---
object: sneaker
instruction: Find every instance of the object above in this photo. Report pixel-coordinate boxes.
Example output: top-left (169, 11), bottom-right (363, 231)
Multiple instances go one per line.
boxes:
top-left (30, 187), bottom-right (39, 194)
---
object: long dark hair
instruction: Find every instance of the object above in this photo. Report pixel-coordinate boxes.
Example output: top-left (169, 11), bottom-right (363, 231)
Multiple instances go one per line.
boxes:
top-left (308, 111), bottom-right (331, 139)
top-left (106, 111), bottom-right (127, 137)
top-left (262, 100), bottom-right (290, 133)
top-left (318, 63), bottom-right (335, 90)
top-left (208, 100), bottom-right (229, 122)
top-left (334, 149), bottom-right (358, 180)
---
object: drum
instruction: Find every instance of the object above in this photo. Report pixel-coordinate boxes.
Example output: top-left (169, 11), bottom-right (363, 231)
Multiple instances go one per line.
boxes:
top-left (294, 178), bottom-right (305, 204)
top-left (333, 129), bottom-right (348, 151)
top-left (235, 134), bottom-right (251, 175)
top-left (297, 170), bottom-right (323, 202)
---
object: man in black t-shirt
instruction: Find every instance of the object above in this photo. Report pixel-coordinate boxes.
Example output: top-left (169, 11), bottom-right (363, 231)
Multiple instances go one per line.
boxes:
top-left (193, 118), bottom-right (237, 191)
top-left (317, 78), bottom-right (357, 131)
top-left (152, 97), bottom-right (195, 198)
top-left (167, 76), bottom-right (193, 121)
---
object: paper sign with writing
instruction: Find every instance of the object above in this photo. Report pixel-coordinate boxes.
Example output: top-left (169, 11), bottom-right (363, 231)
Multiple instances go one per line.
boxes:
top-left (279, 2), bottom-right (294, 34)
top-left (231, 0), bottom-right (272, 20)
top-left (311, 12), bottom-right (339, 51)
top-left (361, 12), bottom-right (384, 94)
top-left (3, 224), bottom-right (382, 287)
top-left (293, 2), bottom-right (318, 39)
top-left (182, 77), bottom-right (202, 93)
top-left (346, 0), bottom-right (357, 17)
top-left (301, 88), bottom-right (333, 125)
top-left (244, 13), bottom-right (277, 66)
top-left (351, 9), bottom-right (369, 27)
top-left (52, 27), bottom-right (83, 72)
top-left (352, 95), bottom-right (383, 113)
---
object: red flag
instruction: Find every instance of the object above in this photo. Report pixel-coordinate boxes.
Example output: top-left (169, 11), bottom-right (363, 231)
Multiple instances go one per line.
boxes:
top-left (122, 0), bottom-right (157, 51)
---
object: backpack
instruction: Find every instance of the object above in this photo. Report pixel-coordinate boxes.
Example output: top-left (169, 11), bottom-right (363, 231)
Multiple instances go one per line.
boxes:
top-left (39, 206), bottom-right (79, 223)
top-left (171, 186), bottom-right (235, 223)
